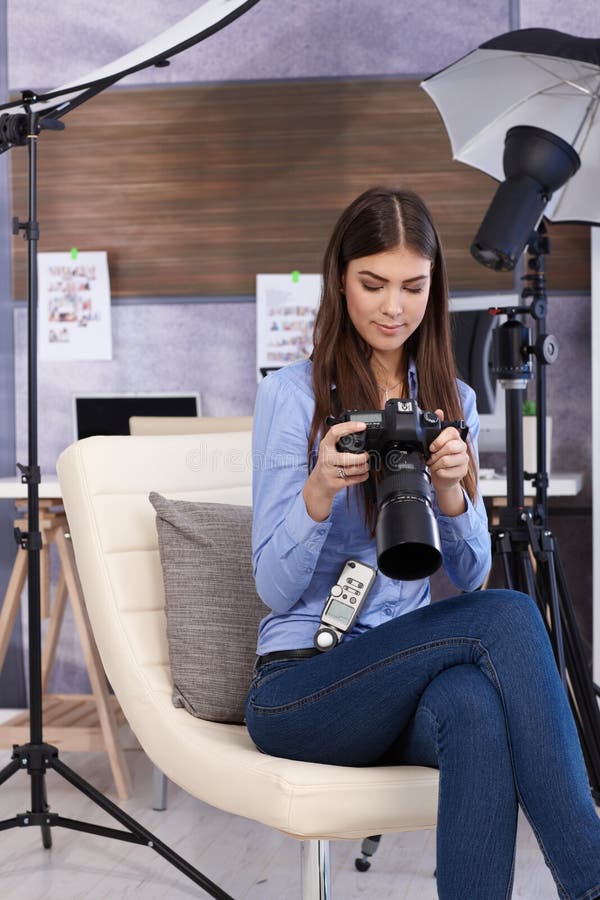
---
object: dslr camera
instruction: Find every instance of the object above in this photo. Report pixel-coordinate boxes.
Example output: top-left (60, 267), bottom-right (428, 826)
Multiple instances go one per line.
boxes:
top-left (328, 398), bottom-right (467, 581)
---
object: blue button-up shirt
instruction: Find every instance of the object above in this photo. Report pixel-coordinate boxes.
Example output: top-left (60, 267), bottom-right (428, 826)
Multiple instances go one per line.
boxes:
top-left (252, 358), bottom-right (491, 654)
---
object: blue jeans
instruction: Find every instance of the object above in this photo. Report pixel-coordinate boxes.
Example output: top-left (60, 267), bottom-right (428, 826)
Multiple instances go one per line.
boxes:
top-left (245, 590), bottom-right (600, 900)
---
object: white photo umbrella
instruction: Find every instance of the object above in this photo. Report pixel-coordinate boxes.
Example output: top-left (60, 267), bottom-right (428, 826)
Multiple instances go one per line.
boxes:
top-left (421, 28), bottom-right (600, 224)
top-left (0, 0), bottom-right (260, 127)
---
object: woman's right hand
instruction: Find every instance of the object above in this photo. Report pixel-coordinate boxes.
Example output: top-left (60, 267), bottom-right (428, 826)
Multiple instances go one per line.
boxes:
top-left (302, 421), bottom-right (371, 522)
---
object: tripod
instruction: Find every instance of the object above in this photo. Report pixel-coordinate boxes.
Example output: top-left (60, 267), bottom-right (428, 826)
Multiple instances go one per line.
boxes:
top-left (489, 225), bottom-right (600, 800)
top-left (0, 105), bottom-right (235, 899)
top-left (354, 227), bottom-right (600, 874)
top-left (0, 6), bottom-right (266, 894)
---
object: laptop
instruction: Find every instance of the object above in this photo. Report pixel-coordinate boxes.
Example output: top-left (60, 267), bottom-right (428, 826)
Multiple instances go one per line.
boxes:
top-left (72, 392), bottom-right (201, 440)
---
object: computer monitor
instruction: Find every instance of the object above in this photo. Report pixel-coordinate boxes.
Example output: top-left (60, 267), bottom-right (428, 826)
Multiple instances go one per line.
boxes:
top-left (73, 392), bottom-right (201, 441)
top-left (449, 293), bottom-right (517, 454)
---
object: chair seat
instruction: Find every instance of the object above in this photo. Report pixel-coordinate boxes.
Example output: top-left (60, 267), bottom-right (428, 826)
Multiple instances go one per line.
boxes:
top-left (139, 690), bottom-right (439, 841)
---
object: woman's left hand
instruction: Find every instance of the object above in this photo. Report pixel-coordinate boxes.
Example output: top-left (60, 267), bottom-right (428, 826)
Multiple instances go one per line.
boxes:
top-left (427, 409), bottom-right (468, 516)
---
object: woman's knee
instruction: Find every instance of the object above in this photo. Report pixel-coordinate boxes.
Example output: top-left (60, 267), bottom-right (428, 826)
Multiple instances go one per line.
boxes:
top-left (471, 588), bottom-right (543, 634)
top-left (421, 664), bottom-right (506, 738)
top-left (471, 587), bottom-right (535, 609)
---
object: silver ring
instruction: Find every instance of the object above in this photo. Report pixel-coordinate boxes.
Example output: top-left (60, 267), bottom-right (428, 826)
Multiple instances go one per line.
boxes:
top-left (337, 466), bottom-right (347, 480)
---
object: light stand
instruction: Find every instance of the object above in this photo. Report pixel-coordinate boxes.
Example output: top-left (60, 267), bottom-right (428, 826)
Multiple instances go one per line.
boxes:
top-left (0, 2), bottom-right (263, 892)
top-left (0, 102), bottom-right (235, 900)
top-left (468, 121), bottom-right (600, 795)
top-left (489, 225), bottom-right (600, 799)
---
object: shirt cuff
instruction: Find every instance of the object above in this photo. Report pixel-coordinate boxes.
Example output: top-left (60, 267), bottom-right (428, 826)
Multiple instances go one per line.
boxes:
top-left (436, 491), bottom-right (483, 542)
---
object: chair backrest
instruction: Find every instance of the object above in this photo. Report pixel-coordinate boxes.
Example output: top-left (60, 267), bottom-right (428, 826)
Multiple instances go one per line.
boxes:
top-left (128, 415), bottom-right (253, 435)
top-left (56, 431), bottom-right (253, 735)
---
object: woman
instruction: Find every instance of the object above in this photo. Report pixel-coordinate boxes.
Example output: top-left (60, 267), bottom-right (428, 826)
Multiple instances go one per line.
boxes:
top-left (246, 187), bottom-right (600, 899)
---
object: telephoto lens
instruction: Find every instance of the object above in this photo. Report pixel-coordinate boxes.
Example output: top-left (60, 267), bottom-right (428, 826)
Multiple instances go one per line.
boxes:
top-left (331, 399), bottom-right (465, 581)
top-left (375, 452), bottom-right (442, 580)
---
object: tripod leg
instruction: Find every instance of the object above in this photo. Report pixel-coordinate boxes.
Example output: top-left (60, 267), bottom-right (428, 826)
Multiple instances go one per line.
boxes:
top-left (41, 778), bottom-right (52, 849)
top-left (492, 531), bottom-right (515, 589)
top-left (49, 753), bottom-right (234, 899)
top-left (26, 746), bottom-right (52, 850)
top-left (0, 747), bottom-right (54, 845)
top-left (521, 548), bottom-right (538, 599)
top-left (551, 547), bottom-right (600, 799)
top-left (0, 755), bottom-right (23, 788)
top-left (535, 545), bottom-right (567, 685)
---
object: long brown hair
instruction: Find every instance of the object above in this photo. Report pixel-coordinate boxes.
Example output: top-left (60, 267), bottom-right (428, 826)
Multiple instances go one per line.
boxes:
top-left (308, 186), bottom-right (478, 529)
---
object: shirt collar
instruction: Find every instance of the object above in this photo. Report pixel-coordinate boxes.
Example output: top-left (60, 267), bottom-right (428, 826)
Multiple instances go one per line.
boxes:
top-left (408, 359), bottom-right (418, 399)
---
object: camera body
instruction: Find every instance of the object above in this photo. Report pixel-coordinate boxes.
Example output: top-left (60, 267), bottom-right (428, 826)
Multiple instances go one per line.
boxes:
top-left (328, 399), bottom-right (467, 581)
top-left (330, 398), bottom-right (466, 462)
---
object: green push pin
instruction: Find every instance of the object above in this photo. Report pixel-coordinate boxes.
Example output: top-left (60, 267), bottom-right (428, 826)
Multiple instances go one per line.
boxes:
top-left (291, 270), bottom-right (300, 283)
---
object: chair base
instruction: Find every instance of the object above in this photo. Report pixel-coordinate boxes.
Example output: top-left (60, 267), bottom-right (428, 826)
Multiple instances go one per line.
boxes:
top-left (301, 839), bottom-right (331, 899)
top-left (153, 766), bottom-right (168, 811)
top-left (153, 770), bottom-right (335, 898)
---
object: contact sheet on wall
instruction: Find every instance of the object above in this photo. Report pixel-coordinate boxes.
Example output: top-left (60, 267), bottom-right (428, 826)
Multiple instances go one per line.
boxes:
top-left (255, 273), bottom-right (322, 381)
top-left (38, 250), bottom-right (113, 362)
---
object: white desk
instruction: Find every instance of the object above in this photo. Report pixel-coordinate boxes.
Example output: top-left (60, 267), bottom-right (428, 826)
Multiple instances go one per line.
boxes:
top-left (0, 475), bottom-right (63, 500)
top-left (0, 472), bottom-right (584, 501)
top-left (479, 472), bottom-right (583, 499)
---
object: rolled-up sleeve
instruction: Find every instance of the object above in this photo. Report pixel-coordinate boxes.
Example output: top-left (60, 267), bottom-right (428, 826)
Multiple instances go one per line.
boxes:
top-left (433, 382), bottom-right (492, 591)
top-left (252, 371), bottom-right (332, 613)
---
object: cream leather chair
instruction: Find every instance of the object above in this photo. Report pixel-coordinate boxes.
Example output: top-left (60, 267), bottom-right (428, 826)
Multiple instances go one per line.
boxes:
top-left (56, 432), bottom-right (438, 899)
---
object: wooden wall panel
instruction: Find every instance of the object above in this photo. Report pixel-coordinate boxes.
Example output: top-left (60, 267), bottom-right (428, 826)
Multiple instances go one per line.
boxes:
top-left (10, 80), bottom-right (590, 298)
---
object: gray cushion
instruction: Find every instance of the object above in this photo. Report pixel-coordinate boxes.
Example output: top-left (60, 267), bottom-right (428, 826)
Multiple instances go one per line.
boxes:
top-left (149, 493), bottom-right (267, 724)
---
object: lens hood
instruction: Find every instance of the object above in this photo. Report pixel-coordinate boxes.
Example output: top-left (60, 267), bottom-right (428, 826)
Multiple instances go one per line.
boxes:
top-left (376, 495), bottom-right (442, 580)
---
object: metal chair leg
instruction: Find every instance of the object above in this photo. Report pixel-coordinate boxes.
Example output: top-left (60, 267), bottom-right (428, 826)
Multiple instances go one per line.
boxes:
top-left (301, 839), bottom-right (331, 899)
top-left (355, 834), bottom-right (381, 871)
top-left (152, 766), bottom-right (168, 811)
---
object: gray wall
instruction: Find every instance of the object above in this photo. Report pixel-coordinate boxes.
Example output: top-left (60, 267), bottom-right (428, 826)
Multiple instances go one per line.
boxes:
top-left (8, 0), bottom-right (511, 87)
top-left (2, 0), bottom-right (599, 697)
top-left (13, 300), bottom-right (257, 472)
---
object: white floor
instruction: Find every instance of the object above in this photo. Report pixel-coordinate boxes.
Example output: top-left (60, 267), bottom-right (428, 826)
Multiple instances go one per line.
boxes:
top-left (0, 746), bottom-right (565, 899)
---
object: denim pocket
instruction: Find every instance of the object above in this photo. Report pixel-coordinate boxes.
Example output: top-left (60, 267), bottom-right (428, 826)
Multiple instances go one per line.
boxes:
top-left (248, 660), bottom-right (302, 704)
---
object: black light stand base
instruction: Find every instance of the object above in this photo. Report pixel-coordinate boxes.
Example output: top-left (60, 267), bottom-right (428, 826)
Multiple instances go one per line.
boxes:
top-left (491, 509), bottom-right (600, 803)
top-left (0, 742), bottom-right (234, 899)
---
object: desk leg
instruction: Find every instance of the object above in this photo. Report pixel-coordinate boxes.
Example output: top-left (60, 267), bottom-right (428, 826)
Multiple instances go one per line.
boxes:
top-left (0, 548), bottom-right (28, 672)
top-left (41, 569), bottom-right (67, 694)
top-left (54, 526), bottom-right (133, 801)
top-left (40, 536), bottom-right (51, 620)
